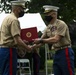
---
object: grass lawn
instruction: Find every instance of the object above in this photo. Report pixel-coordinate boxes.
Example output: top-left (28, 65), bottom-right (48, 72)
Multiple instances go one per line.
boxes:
top-left (45, 59), bottom-right (53, 74)
top-left (46, 59), bottom-right (76, 75)
top-left (47, 59), bottom-right (53, 66)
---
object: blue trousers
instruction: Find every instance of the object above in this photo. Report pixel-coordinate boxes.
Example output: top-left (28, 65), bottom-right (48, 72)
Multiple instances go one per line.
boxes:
top-left (53, 48), bottom-right (75, 75)
top-left (0, 48), bottom-right (17, 75)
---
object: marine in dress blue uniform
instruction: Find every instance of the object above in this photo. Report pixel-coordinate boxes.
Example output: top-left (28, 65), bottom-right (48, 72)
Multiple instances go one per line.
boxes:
top-left (0, 0), bottom-right (32, 75)
top-left (33, 5), bottom-right (75, 75)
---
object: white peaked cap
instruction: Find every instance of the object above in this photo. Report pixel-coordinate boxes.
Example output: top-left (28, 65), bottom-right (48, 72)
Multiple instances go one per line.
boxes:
top-left (11, 0), bottom-right (26, 8)
top-left (43, 5), bottom-right (59, 13)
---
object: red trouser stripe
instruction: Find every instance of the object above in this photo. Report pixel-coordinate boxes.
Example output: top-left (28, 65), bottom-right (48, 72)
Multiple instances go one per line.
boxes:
top-left (10, 48), bottom-right (13, 75)
top-left (65, 48), bottom-right (73, 75)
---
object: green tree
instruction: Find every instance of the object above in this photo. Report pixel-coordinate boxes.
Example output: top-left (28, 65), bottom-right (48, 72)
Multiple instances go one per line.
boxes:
top-left (28, 0), bottom-right (76, 23)
top-left (0, 0), bottom-right (76, 23)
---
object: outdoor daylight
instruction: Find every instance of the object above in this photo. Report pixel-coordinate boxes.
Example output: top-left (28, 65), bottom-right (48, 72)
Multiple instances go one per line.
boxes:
top-left (0, 0), bottom-right (76, 75)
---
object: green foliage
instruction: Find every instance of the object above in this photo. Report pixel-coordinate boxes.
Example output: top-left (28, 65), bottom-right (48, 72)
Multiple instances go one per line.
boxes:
top-left (57, 0), bottom-right (76, 23)
top-left (26, 0), bottom-right (61, 13)
top-left (1, 0), bottom-right (76, 23)
top-left (39, 45), bottom-right (45, 69)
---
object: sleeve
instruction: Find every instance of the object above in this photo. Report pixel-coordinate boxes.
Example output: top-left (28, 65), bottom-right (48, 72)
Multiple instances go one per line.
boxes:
top-left (56, 23), bottom-right (67, 37)
top-left (10, 20), bottom-right (21, 37)
top-left (41, 28), bottom-right (47, 38)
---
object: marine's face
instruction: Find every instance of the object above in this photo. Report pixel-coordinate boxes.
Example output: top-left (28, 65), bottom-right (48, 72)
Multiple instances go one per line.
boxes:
top-left (16, 6), bottom-right (24, 17)
top-left (46, 11), bottom-right (57, 17)
top-left (44, 11), bottom-right (57, 23)
top-left (17, 6), bottom-right (25, 17)
top-left (44, 11), bottom-right (54, 23)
